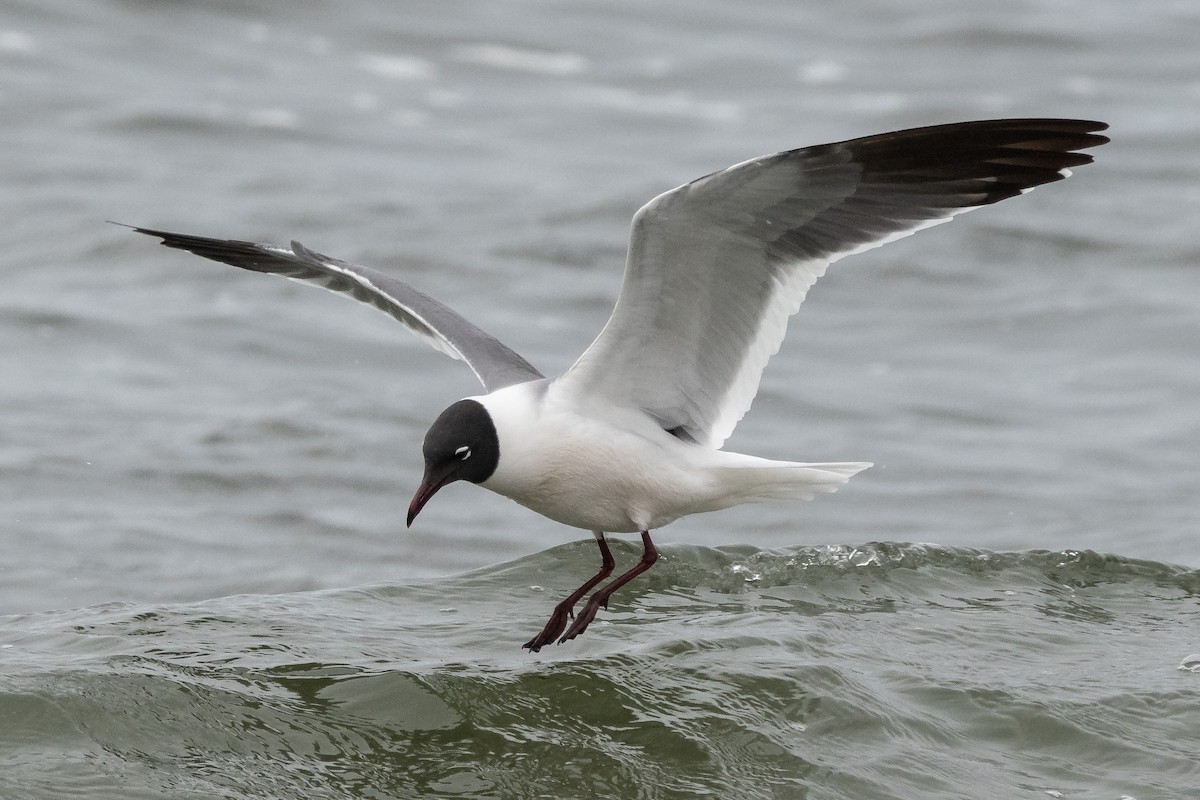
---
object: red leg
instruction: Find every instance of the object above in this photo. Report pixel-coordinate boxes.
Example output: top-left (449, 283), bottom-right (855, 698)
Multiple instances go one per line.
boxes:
top-left (523, 533), bottom-right (615, 652)
top-left (559, 530), bottom-right (658, 645)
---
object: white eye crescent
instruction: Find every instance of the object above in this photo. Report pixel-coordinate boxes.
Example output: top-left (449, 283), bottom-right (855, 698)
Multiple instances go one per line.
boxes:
top-left (455, 445), bottom-right (471, 460)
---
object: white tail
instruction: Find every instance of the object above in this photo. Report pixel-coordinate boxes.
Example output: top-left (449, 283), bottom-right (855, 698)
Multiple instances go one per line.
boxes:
top-left (707, 459), bottom-right (872, 505)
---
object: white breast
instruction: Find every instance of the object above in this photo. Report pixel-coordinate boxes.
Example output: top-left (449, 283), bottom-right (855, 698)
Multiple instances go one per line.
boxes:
top-left (473, 382), bottom-right (716, 533)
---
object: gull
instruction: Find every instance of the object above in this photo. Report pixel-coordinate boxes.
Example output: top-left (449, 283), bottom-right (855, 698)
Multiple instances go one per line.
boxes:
top-left (130, 118), bottom-right (1108, 651)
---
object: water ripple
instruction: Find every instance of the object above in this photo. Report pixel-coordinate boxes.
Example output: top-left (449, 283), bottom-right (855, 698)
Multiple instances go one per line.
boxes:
top-left (3, 544), bottom-right (1197, 798)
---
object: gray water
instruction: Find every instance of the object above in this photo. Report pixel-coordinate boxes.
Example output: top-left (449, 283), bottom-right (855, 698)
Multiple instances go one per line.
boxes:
top-left (2, 0), bottom-right (1198, 798)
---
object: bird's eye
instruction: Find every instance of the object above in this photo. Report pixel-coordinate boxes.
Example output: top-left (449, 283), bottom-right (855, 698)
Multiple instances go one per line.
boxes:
top-left (455, 445), bottom-right (471, 460)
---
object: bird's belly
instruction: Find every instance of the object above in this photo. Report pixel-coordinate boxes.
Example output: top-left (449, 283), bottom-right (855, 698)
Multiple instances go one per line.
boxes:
top-left (481, 417), bottom-right (709, 533)
top-left (509, 482), bottom-right (647, 533)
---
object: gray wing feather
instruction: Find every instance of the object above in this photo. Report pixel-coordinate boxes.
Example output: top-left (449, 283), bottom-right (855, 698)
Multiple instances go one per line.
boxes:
top-left (560, 119), bottom-right (1108, 447)
top-left (130, 227), bottom-right (543, 392)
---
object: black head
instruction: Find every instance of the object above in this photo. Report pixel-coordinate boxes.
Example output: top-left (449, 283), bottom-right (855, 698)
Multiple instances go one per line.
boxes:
top-left (407, 399), bottom-right (499, 527)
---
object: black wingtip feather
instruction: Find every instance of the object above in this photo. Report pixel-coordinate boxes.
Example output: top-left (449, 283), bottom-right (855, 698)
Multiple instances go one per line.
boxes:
top-left (827, 118), bottom-right (1108, 208)
top-left (124, 224), bottom-right (294, 274)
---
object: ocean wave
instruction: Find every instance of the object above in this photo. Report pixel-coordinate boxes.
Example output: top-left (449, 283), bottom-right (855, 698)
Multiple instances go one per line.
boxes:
top-left (3, 544), bottom-right (1197, 799)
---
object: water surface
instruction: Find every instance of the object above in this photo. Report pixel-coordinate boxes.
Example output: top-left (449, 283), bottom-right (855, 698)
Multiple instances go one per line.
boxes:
top-left (2, 0), bottom-right (1198, 797)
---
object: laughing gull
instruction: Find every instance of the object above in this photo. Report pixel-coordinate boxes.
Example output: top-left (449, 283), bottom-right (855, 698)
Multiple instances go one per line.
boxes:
top-left (131, 118), bottom-right (1107, 651)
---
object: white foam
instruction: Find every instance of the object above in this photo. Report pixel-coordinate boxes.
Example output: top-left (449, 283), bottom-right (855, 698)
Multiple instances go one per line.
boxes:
top-left (452, 44), bottom-right (587, 76)
top-left (356, 53), bottom-right (437, 81)
top-left (0, 29), bottom-right (38, 55)
top-left (797, 60), bottom-right (848, 85)
top-left (246, 108), bottom-right (299, 130)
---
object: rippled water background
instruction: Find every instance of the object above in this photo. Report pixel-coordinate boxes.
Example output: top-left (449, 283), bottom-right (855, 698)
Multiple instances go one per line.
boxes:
top-left (3, 1), bottom-right (1198, 798)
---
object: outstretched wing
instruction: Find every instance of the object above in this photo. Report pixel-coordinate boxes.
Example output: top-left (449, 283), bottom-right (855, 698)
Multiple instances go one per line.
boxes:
top-left (130, 227), bottom-right (543, 392)
top-left (558, 118), bottom-right (1108, 447)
